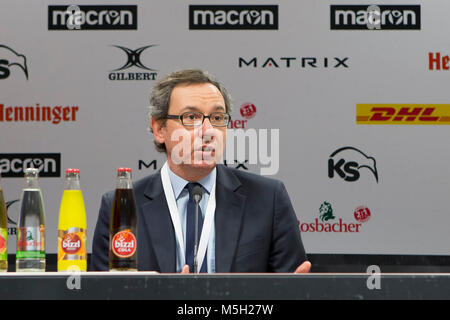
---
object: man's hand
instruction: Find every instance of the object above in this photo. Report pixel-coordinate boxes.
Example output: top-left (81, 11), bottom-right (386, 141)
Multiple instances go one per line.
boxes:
top-left (294, 261), bottom-right (311, 273)
top-left (181, 265), bottom-right (190, 274)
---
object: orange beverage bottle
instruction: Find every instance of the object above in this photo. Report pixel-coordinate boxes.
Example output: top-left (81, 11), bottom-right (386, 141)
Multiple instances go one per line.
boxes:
top-left (57, 169), bottom-right (87, 271)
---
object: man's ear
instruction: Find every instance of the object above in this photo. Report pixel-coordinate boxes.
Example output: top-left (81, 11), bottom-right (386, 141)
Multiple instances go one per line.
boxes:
top-left (151, 117), bottom-right (166, 145)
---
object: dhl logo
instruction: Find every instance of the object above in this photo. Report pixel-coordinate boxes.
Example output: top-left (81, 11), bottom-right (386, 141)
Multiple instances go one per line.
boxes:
top-left (356, 104), bottom-right (450, 125)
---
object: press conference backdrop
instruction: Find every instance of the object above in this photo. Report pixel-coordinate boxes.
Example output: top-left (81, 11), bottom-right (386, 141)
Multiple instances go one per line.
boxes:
top-left (1, 0), bottom-right (449, 257)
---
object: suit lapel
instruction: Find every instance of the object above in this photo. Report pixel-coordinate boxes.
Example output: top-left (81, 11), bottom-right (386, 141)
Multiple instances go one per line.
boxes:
top-left (140, 171), bottom-right (177, 272)
top-left (214, 165), bottom-right (247, 273)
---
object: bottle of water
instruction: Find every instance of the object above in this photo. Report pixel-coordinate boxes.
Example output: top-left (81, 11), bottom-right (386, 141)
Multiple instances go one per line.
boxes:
top-left (16, 168), bottom-right (46, 272)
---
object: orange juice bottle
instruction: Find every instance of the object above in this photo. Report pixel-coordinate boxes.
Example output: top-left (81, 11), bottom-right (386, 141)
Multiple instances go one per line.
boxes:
top-left (57, 169), bottom-right (87, 271)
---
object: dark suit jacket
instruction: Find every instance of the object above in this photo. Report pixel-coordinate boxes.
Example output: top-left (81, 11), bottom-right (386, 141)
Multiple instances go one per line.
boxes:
top-left (90, 164), bottom-right (307, 272)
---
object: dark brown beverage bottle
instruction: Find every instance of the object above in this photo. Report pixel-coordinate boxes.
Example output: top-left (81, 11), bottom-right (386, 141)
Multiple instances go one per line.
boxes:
top-left (109, 168), bottom-right (138, 271)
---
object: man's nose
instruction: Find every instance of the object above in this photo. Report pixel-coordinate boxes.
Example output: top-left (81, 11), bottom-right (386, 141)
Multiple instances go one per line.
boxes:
top-left (201, 116), bottom-right (214, 132)
top-left (201, 117), bottom-right (215, 142)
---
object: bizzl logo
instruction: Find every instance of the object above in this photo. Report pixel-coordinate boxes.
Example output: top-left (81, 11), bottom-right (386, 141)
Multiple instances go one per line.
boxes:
top-left (189, 5), bottom-right (278, 30)
top-left (356, 104), bottom-right (450, 125)
top-left (0, 153), bottom-right (61, 178)
top-left (328, 147), bottom-right (378, 183)
top-left (0, 45), bottom-right (28, 80)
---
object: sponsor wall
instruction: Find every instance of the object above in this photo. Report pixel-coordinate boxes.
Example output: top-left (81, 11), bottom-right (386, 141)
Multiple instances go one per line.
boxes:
top-left (1, 0), bottom-right (449, 256)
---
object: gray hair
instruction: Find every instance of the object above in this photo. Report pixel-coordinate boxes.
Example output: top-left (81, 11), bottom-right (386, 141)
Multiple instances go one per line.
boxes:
top-left (148, 69), bottom-right (232, 153)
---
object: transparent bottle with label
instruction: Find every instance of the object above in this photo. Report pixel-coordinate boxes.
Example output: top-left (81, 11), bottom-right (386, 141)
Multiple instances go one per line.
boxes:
top-left (109, 168), bottom-right (138, 271)
top-left (16, 168), bottom-right (46, 272)
top-left (57, 169), bottom-right (87, 272)
top-left (0, 171), bottom-right (8, 272)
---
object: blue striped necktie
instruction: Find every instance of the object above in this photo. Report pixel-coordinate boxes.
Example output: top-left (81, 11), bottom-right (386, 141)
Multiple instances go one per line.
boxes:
top-left (185, 182), bottom-right (207, 273)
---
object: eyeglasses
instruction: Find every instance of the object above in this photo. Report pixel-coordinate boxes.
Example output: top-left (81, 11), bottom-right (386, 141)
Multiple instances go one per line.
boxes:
top-left (165, 111), bottom-right (231, 127)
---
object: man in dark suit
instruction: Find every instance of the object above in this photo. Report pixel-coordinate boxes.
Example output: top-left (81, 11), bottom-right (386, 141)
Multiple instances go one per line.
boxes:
top-left (91, 69), bottom-right (311, 273)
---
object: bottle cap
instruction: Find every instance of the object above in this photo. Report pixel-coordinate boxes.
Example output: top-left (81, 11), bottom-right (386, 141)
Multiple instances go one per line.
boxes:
top-left (117, 168), bottom-right (132, 173)
top-left (65, 168), bottom-right (80, 174)
top-left (24, 167), bottom-right (39, 177)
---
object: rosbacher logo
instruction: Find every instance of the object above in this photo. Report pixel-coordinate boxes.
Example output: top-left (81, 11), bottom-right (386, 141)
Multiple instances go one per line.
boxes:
top-left (189, 5), bottom-right (278, 30)
top-left (48, 5), bottom-right (137, 30)
top-left (299, 202), bottom-right (362, 233)
top-left (0, 153), bottom-right (61, 178)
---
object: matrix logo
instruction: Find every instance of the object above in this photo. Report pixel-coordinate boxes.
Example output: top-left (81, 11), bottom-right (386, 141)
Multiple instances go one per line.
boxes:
top-left (0, 153), bottom-right (61, 178)
top-left (0, 45), bottom-right (28, 80)
top-left (48, 5), bottom-right (137, 30)
top-left (328, 147), bottom-right (378, 183)
top-left (138, 160), bottom-right (157, 170)
top-left (356, 104), bottom-right (450, 125)
top-left (330, 5), bottom-right (420, 30)
top-left (189, 5), bottom-right (278, 30)
top-left (238, 56), bottom-right (349, 68)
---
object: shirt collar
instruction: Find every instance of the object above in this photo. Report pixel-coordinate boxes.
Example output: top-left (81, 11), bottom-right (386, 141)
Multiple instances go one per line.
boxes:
top-left (167, 164), bottom-right (216, 199)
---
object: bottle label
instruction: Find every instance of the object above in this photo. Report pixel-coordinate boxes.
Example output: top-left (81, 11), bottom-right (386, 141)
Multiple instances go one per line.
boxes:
top-left (58, 228), bottom-right (86, 261)
top-left (16, 226), bottom-right (45, 259)
top-left (111, 230), bottom-right (137, 258)
top-left (0, 228), bottom-right (7, 261)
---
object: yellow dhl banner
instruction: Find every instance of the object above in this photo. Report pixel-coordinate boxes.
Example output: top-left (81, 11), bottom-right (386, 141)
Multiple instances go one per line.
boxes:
top-left (356, 104), bottom-right (450, 125)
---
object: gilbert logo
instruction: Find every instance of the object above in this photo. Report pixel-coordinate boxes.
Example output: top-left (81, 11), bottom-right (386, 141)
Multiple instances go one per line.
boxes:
top-left (328, 147), bottom-right (378, 183)
top-left (356, 104), bottom-right (450, 125)
top-left (189, 5), bottom-right (278, 30)
top-left (0, 153), bottom-right (61, 178)
top-left (330, 5), bottom-right (420, 30)
top-left (109, 45), bottom-right (158, 81)
top-left (0, 44), bottom-right (28, 80)
top-left (48, 5), bottom-right (138, 30)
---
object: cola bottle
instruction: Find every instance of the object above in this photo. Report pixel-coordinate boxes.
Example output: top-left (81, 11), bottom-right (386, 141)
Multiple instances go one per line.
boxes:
top-left (109, 168), bottom-right (138, 271)
top-left (16, 168), bottom-right (46, 272)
